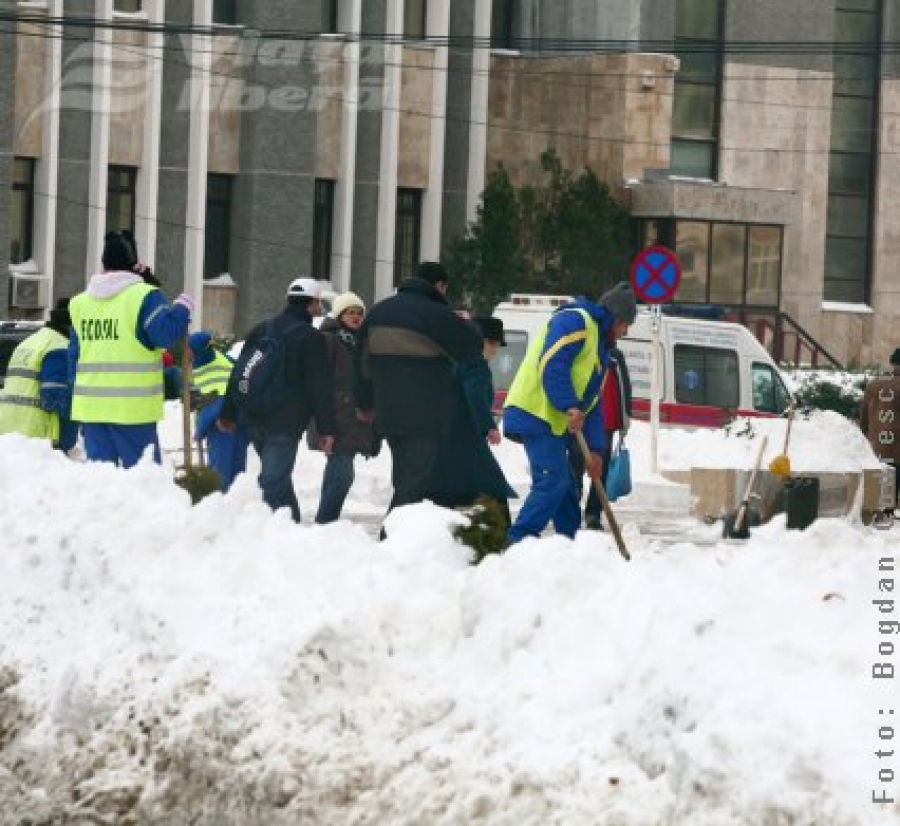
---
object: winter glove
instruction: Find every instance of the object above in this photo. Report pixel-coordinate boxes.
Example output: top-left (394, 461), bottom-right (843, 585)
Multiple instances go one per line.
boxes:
top-left (173, 293), bottom-right (195, 314)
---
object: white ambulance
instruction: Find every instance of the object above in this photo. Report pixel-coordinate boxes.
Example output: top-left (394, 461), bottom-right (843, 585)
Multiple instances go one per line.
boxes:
top-left (491, 294), bottom-right (793, 427)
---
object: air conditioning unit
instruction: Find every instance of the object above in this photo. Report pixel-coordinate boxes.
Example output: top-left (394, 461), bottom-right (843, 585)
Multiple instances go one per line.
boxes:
top-left (10, 274), bottom-right (51, 309)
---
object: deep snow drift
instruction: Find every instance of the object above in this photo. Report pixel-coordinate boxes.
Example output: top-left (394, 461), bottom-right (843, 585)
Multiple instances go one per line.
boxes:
top-left (0, 409), bottom-right (897, 825)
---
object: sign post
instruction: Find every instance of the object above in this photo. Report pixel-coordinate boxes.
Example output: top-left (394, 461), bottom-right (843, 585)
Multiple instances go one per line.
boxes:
top-left (629, 246), bottom-right (682, 474)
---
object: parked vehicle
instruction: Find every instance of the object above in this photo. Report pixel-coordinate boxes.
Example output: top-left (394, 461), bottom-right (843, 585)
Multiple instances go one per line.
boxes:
top-left (492, 295), bottom-right (793, 427)
top-left (0, 321), bottom-right (43, 388)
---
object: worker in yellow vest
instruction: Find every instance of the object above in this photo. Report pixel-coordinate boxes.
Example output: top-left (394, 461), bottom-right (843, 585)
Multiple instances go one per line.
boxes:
top-left (188, 331), bottom-right (248, 491)
top-left (68, 231), bottom-right (194, 467)
top-left (0, 298), bottom-right (78, 451)
top-left (502, 282), bottom-right (637, 544)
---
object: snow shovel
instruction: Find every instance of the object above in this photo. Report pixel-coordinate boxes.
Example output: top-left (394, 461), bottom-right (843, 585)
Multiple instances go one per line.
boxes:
top-left (575, 431), bottom-right (630, 560)
top-left (768, 405), bottom-right (795, 479)
top-left (725, 435), bottom-right (768, 539)
top-left (174, 338), bottom-right (220, 503)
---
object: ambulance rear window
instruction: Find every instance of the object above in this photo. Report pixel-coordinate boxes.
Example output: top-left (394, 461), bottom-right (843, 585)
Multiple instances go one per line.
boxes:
top-left (489, 330), bottom-right (528, 393)
top-left (674, 344), bottom-right (739, 409)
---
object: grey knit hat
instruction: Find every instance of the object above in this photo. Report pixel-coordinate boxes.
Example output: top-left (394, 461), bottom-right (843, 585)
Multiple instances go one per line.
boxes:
top-left (600, 282), bottom-right (638, 324)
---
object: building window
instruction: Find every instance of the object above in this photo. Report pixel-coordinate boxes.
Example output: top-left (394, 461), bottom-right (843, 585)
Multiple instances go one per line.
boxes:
top-left (213, 0), bottom-right (237, 25)
top-left (204, 174), bottom-right (233, 279)
top-left (321, 0), bottom-right (338, 32)
top-left (491, 0), bottom-right (517, 49)
top-left (824, 0), bottom-right (881, 303)
top-left (671, 0), bottom-right (723, 179)
top-left (113, 0), bottom-right (142, 12)
top-left (312, 179), bottom-right (335, 280)
top-left (638, 218), bottom-right (782, 308)
top-left (10, 157), bottom-right (35, 265)
top-left (404, 0), bottom-right (427, 39)
top-left (106, 166), bottom-right (137, 234)
top-left (394, 188), bottom-right (422, 286)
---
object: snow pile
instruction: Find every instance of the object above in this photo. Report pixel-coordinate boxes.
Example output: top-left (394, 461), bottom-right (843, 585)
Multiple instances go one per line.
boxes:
top-left (657, 410), bottom-right (883, 473)
top-left (0, 433), bottom-right (896, 825)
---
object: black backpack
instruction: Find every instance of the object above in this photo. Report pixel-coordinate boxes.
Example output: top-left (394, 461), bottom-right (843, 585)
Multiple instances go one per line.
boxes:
top-left (232, 319), bottom-right (304, 417)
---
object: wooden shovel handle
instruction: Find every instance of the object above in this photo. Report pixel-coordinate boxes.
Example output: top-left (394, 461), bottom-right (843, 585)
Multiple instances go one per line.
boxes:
top-left (575, 431), bottom-right (630, 561)
top-left (180, 337), bottom-right (193, 472)
top-left (734, 435), bottom-right (769, 533)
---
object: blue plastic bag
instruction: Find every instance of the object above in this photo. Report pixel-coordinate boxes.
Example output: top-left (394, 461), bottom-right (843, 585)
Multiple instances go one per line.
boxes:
top-left (606, 434), bottom-right (632, 502)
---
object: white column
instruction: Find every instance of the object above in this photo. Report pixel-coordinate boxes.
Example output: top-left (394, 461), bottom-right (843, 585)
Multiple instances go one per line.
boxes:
top-left (467, 0), bottom-right (491, 221)
top-left (87, 0), bottom-right (113, 276)
top-left (135, 0), bottom-right (165, 269)
top-left (183, 0), bottom-right (213, 327)
top-left (331, 0), bottom-right (362, 293)
top-left (33, 0), bottom-right (62, 296)
top-left (419, 0), bottom-right (449, 259)
top-left (374, 0), bottom-right (403, 299)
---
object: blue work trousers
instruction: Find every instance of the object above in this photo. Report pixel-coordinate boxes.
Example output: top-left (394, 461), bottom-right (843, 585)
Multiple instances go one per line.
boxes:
top-left (315, 452), bottom-right (355, 524)
top-left (249, 428), bottom-right (301, 522)
top-left (82, 423), bottom-right (161, 468)
top-left (508, 433), bottom-right (581, 544)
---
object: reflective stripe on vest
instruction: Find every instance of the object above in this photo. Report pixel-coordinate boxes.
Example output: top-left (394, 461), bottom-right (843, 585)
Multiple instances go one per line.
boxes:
top-left (191, 351), bottom-right (232, 395)
top-left (0, 326), bottom-right (67, 441)
top-left (70, 282), bottom-right (165, 424)
top-left (504, 308), bottom-right (600, 435)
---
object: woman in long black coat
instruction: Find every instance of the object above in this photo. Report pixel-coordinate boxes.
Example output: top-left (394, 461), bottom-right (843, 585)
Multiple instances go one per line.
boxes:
top-left (427, 317), bottom-right (517, 523)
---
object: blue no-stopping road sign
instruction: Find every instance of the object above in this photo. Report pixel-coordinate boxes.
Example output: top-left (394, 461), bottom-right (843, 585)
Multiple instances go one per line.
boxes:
top-left (629, 246), bottom-right (682, 304)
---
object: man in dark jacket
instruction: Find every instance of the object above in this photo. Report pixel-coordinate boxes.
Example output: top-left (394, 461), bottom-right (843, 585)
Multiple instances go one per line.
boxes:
top-left (219, 278), bottom-right (336, 522)
top-left (355, 261), bottom-right (484, 522)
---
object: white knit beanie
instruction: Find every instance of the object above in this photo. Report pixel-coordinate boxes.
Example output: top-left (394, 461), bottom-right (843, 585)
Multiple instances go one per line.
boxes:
top-left (332, 291), bottom-right (366, 319)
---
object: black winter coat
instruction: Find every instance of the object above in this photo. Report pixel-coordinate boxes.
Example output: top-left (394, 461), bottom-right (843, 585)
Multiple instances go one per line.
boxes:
top-left (221, 305), bottom-right (336, 437)
top-left (428, 356), bottom-right (517, 501)
top-left (355, 277), bottom-right (484, 436)
top-left (307, 317), bottom-right (378, 456)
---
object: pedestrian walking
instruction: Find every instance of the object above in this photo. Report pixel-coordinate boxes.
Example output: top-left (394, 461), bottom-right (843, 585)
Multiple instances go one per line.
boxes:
top-left (307, 292), bottom-right (379, 523)
top-left (503, 282), bottom-right (637, 544)
top-left (354, 261), bottom-right (484, 528)
top-left (860, 346), bottom-right (900, 514)
top-left (188, 331), bottom-right (249, 492)
top-left (218, 277), bottom-right (335, 522)
top-left (68, 231), bottom-right (194, 467)
top-left (427, 316), bottom-right (517, 525)
top-left (0, 298), bottom-right (78, 452)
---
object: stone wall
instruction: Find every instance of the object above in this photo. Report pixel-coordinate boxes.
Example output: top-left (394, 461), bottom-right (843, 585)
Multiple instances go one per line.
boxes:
top-left (719, 63), bottom-right (832, 345)
top-left (487, 52), bottom-right (672, 194)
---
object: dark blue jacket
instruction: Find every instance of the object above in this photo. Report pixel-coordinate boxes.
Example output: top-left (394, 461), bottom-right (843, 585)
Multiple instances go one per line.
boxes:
top-left (221, 305), bottom-right (336, 438)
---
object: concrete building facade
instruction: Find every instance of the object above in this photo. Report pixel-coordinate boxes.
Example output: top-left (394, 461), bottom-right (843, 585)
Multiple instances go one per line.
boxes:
top-left (1, 0), bottom-right (898, 365)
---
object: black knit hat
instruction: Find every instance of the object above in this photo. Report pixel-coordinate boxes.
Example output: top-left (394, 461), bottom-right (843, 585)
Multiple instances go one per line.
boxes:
top-left (102, 231), bottom-right (136, 271)
top-left (891, 347), bottom-right (900, 366)
top-left (417, 261), bottom-right (449, 285)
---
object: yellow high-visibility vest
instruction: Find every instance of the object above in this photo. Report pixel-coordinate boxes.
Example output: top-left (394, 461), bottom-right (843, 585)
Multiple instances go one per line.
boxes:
top-left (70, 282), bottom-right (164, 424)
top-left (191, 350), bottom-right (233, 396)
top-left (0, 326), bottom-right (68, 441)
top-left (504, 308), bottom-right (601, 435)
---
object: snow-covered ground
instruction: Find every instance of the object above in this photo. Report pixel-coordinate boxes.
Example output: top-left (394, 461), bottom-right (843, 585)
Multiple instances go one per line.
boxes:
top-left (0, 407), bottom-right (897, 825)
